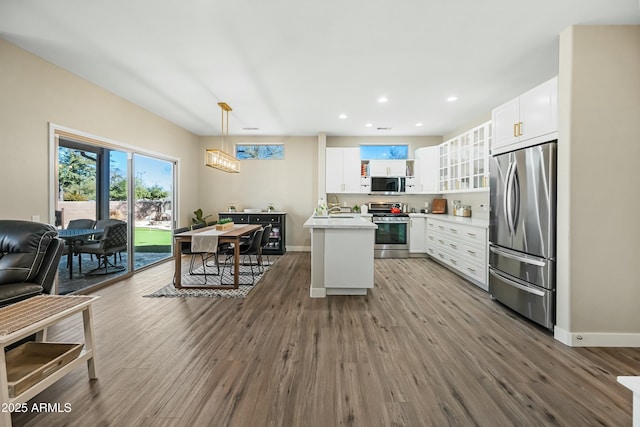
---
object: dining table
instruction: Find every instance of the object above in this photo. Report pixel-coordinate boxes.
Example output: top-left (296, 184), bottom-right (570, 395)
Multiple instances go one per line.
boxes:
top-left (173, 224), bottom-right (262, 289)
top-left (58, 228), bottom-right (103, 279)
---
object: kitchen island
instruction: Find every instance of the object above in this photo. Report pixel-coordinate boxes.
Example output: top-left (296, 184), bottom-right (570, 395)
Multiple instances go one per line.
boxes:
top-left (303, 215), bottom-right (377, 298)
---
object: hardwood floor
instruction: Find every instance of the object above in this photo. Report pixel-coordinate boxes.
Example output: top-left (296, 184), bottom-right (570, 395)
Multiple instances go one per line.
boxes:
top-left (12, 253), bottom-right (640, 426)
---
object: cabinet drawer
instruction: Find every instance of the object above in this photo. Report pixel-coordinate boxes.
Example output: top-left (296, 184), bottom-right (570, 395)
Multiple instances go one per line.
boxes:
top-left (431, 245), bottom-right (461, 270)
top-left (456, 225), bottom-right (486, 245)
top-left (224, 214), bottom-right (249, 223)
top-left (461, 241), bottom-right (486, 263)
top-left (431, 221), bottom-right (448, 234)
top-left (462, 259), bottom-right (487, 288)
top-left (431, 232), bottom-right (459, 253)
top-left (250, 215), bottom-right (281, 224)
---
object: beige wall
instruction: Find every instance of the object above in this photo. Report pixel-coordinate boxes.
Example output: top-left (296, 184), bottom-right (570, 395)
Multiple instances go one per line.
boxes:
top-left (0, 39), bottom-right (201, 228)
top-left (557, 25), bottom-right (640, 342)
top-left (198, 135), bottom-right (318, 249)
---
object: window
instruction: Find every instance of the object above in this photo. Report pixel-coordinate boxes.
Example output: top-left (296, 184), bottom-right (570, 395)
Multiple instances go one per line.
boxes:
top-left (360, 145), bottom-right (408, 160)
top-left (236, 143), bottom-right (284, 160)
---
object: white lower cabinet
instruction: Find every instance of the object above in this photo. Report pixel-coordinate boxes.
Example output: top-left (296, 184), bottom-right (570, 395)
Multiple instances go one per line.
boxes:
top-left (409, 215), bottom-right (426, 254)
top-left (426, 217), bottom-right (488, 291)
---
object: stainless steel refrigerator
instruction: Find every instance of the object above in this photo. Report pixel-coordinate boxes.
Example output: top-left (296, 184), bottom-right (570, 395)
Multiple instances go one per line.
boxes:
top-left (489, 141), bottom-right (557, 330)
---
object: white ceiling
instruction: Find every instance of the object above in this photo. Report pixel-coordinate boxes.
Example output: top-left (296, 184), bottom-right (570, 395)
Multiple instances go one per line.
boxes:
top-left (1, 1), bottom-right (639, 137)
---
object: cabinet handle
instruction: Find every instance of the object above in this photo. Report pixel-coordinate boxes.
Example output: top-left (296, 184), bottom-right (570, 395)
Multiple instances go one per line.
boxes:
top-left (438, 226), bottom-right (444, 230)
top-left (467, 250), bottom-right (476, 255)
top-left (450, 228), bottom-right (457, 233)
top-left (451, 259), bottom-right (457, 265)
top-left (450, 244), bottom-right (457, 249)
top-left (467, 232), bottom-right (476, 237)
top-left (439, 253), bottom-right (445, 259)
top-left (467, 267), bottom-right (476, 273)
top-left (438, 239), bottom-right (444, 244)
top-left (513, 123), bottom-right (518, 137)
top-left (518, 122), bottom-right (523, 136)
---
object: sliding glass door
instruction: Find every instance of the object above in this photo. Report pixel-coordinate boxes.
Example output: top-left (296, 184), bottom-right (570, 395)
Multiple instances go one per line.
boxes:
top-left (53, 129), bottom-right (176, 294)
top-left (132, 154), bottom-right (174, 270)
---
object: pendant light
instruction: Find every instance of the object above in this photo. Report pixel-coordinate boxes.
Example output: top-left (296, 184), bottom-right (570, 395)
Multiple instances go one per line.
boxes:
top-left (205, 102), bottom-right (240, 173)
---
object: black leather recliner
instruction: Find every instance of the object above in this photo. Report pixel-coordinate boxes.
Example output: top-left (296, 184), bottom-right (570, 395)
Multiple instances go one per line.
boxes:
top-left (0, 220), bottom-right (64, 307)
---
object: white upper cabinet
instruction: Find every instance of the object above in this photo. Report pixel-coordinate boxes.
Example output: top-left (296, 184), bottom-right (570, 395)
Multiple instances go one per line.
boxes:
top-left (439, 121), bottom-right (491, 193)
top-left (326, 147), bottom-right (362, 193)
top-left (369, 160), bottom-right (406, 177)
top-left (492, 76), bottom-right (558, 155)
top-left (409, 146), bottom-right (439, 194)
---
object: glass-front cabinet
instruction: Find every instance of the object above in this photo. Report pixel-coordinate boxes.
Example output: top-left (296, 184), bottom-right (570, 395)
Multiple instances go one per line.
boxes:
top-left (471, 123), bottom-right (491, 189)
top-left (439, 143), bottom-right (449, 192)
top-left (438, 121), bottom-right (491, 193)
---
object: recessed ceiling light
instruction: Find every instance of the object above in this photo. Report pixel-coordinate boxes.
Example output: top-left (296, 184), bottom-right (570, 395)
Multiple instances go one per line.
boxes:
top-left (378, 96), bottom-right (388, 103)
top-left (416, 123), bottom-right (423, 127)
top-left (447, 96), bottom-right (458, 102)
top-left (365, 123), bottom-right (373, 128)
top-left (339, 114), bottom-right (348, 119)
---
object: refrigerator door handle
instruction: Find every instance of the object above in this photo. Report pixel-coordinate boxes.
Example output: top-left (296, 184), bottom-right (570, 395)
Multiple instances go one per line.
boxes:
top-left (489, 269), bottom-right (546, 297)
top-left (490, 245), bottom-right (546, 267)
top-left (512, 162), bottom-right (520, 231)
top-left (504, 161), bottom-right (515, 235)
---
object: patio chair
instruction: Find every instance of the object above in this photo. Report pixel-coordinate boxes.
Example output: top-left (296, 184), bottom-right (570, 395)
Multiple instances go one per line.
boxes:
top-left (62, 218), bottom-right (96, 270)
top-left (90, 219), bottom-right (125, 262)
top-left (77, 222), bottom-right (127, 275)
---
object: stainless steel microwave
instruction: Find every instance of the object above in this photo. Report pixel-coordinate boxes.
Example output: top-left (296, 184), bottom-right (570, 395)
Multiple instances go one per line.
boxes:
top-left (370, 177), bottom-right (406, 194)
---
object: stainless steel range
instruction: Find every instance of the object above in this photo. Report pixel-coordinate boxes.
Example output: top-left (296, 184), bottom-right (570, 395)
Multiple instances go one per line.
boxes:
top-left (368, 202), bottom-right (409, 258)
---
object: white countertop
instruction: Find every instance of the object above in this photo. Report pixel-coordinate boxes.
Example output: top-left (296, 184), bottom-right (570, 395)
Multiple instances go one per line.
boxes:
top-left (426, 214), bottom-right (489, 228)
top-left (303, 215), bottom-right (378, 229)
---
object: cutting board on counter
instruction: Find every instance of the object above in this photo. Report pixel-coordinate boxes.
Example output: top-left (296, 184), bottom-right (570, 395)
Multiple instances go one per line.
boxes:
top-left (431, 199), bottom-right (447, 214)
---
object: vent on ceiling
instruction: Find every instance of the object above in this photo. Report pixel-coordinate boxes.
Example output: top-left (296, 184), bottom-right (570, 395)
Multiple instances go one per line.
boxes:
top-left (377, 127), bottom-right (392, 130)
top-left (243, 127), bottom-right (260, 131)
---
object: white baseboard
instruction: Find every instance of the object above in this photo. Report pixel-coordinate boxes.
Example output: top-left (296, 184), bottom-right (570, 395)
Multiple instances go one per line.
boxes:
top-left (309, 287), bottom-right (326, 298)
top-left (326, 288), bottom-right (367, 296)
top-left (286, 246), bottom-right (311, 252)
top-left (554, 326), bottom-right (640, 347)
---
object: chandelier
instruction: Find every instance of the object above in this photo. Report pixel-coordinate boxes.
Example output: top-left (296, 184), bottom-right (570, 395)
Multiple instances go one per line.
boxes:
top-left (205, 102), bottom-right (240, 173)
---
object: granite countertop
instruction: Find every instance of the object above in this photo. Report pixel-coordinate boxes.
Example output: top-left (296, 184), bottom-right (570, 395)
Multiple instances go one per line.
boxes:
top-left (303, 215), bottom-right (378, 229)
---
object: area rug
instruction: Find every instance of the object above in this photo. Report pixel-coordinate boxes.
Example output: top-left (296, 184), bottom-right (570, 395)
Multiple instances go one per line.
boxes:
top-left (143, 260), bottom-right (273, 298)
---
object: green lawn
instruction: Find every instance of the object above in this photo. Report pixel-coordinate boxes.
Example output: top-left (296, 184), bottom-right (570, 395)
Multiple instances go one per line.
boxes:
top-left (134, 227), bottom-right (172, 247)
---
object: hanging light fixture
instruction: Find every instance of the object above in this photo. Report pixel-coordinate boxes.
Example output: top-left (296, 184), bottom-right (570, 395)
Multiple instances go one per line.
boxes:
top-left (205, 102), bottom-right (240, 173)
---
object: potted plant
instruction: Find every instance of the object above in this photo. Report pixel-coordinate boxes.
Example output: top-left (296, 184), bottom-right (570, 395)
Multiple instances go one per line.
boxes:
top-left (215, 217), bottom-right (235, 230)
top-left (192, 208), bottom-right (212, 225)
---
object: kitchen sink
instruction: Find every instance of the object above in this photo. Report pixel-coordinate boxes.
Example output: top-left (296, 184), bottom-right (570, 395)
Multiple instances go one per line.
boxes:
top-left (329, 214), bottom-right (354, 218)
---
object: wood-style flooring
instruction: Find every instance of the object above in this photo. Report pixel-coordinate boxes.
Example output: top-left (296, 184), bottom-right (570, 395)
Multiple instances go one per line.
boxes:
top-left (11, 253), bottom-right (640, 426)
